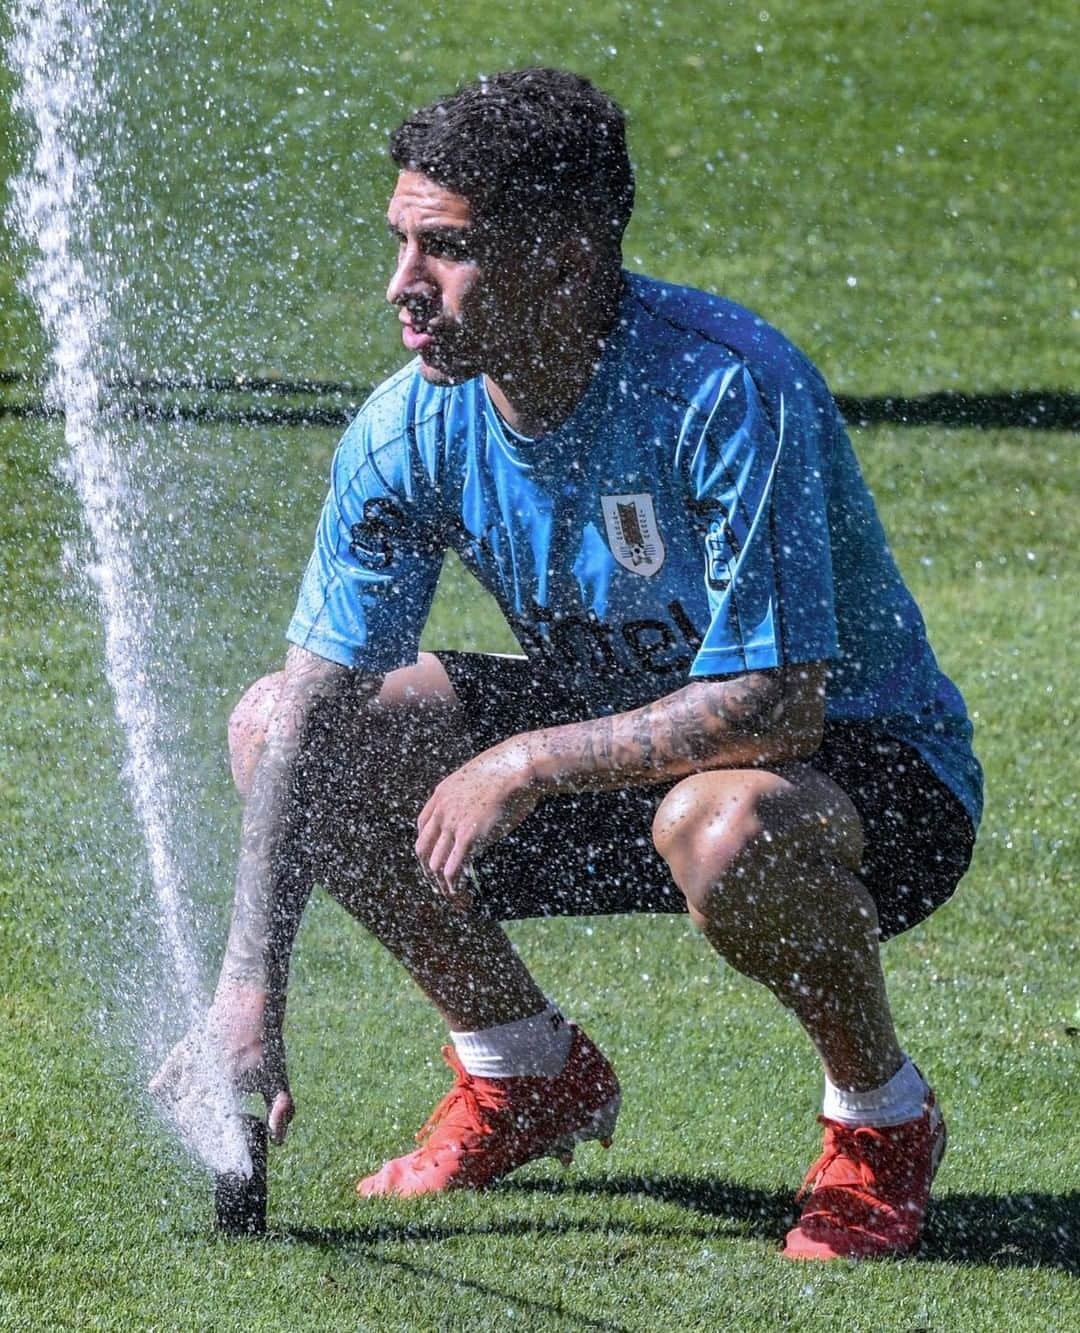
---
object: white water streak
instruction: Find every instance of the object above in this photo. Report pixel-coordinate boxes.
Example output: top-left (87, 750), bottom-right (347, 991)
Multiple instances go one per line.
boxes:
top-left (7, 0), bottom-right (247, 1175)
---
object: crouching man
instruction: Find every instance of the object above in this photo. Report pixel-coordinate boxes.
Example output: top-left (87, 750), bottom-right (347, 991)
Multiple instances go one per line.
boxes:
top-left (154, 67), bottom-right (981, 1260)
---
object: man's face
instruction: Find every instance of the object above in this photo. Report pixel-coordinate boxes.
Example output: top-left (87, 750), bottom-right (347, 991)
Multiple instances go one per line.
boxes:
top-left (385, 171), bottom-right (535, 385)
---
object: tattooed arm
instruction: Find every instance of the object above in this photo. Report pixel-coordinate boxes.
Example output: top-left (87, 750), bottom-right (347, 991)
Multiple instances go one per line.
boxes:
top-left (218, 644), bottom-right (376, 996)
top-left (152, 645), bottom-right (377, 1139)
top-left (522, 662), bottom-right (827, 791)
top-left (150, 645), bottom-right (373, 1135)
top-left (416, 663), bottom-right (826, 893)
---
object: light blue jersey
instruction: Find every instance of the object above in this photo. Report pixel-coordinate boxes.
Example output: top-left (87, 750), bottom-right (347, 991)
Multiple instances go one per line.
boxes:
top-left (288, 272), bottom-right (983, 825)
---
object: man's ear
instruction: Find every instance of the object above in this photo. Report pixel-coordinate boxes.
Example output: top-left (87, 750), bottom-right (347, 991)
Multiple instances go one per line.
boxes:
top-left (546, 233), bottom-right (602, 301)
top-left (560, 234), bottom-right (598, 280)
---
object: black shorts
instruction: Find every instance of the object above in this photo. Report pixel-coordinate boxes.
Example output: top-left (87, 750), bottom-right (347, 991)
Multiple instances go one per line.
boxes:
top-left (438, 652), bottom-right (976, 941)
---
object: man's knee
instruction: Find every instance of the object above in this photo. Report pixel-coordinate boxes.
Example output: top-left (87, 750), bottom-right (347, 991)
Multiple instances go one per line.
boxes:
top-left (227, 653), bottom-right (461, 798)
top-left (651, 768), bottom-right (863, 926)
top-left (228, 671), bottom-right (286, 797)
top-left (374, 652), bottom-right (458, 712)
top-left (652, 771), bottom-right (775, 922)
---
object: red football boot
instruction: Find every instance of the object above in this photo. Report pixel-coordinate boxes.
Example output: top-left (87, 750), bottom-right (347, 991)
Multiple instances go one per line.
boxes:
top-left (783, 1092), bottom-right (946, 1260)
top-left (357, 1026), bottom-right (620, 1198)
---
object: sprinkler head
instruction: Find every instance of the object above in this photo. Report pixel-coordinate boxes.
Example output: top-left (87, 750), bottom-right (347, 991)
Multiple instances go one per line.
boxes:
top-left (214, 1114), bottom-right (267, 1236)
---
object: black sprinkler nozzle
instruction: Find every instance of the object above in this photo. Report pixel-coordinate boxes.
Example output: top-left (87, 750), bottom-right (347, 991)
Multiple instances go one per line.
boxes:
top-left (214, 1113), bottom-right (267, 1236)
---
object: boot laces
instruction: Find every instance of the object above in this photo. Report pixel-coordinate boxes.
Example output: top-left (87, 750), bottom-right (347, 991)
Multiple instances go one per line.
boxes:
top-left (796, 1116), bottom-right (892, 1204)
top-left (415, 1046), bottom-right (510, 1146)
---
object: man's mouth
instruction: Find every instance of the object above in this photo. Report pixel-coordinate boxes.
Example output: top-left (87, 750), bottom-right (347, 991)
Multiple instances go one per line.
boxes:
top-left (399, 301), bottom-right (440, 353)
top-left (402, 323), bottom-right (434, 351)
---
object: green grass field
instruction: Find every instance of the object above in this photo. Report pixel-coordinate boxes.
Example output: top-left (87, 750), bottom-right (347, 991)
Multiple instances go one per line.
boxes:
top-left (1, 0), bottom-right (1077, 1328)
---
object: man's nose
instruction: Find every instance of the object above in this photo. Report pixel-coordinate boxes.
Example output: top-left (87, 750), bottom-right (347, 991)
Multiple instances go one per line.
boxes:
top-left (386, 241), bottom-right (429, 305)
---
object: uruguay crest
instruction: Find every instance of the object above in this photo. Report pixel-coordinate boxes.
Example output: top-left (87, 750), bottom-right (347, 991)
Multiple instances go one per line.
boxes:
top-left (601, 493), bottom-right (666, 577)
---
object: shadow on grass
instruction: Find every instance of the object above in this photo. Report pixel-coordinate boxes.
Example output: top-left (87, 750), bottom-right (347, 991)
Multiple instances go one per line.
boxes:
top-left (920, 1190), bottom-right (1080, 1272)
top-left (283, 1176), bottom-right (1079, 1275)
top-left (505, 1175), bottom-right (1080, 1273)
top-left (278, 1186), bottom-right (773, 1330)
top-left (502, 1173), bottom-right (793, 1243)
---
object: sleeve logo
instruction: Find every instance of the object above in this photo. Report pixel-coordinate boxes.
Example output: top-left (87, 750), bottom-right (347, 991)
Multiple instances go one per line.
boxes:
top-left (600, 493), bottom-right (666, 577)
top-left (348, 497), bottom-right (405, 569)
top-left (704, 518), bottom-right (733, 592)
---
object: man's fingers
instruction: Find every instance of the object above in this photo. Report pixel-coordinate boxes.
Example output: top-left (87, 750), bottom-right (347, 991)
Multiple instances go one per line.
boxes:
top-left (415, 810), bottom-right (441, 863)
top-left (441, 865), bottom-right (477, 911)
top-left (427, 826), bottom-right (457, 879)
top-left (267, 1090), bottom-right (294, 1145)
top-left (413, 848), bottom-right (442, 895)
top-left (442, 835), bottom-right (474, 888)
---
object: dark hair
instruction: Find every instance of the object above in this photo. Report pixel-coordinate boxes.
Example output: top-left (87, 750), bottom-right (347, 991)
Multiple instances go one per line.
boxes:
top-left (390, 68), bottom-right (634, 255)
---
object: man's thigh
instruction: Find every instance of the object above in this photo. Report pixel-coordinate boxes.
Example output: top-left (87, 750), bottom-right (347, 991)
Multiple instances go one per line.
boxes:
top-left (436, 652), bottom-right (683, 919)
top-left (434, 655), bottom-right (975, 932)
top-left (299, 653), bottom-right (473, 874)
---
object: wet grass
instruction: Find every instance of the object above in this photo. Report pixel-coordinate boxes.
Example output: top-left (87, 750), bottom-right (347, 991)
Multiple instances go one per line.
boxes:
top-left (2, 0), bottom-right (1078, 1326)
top-left (1, 418), bottom-right (1077, 1330)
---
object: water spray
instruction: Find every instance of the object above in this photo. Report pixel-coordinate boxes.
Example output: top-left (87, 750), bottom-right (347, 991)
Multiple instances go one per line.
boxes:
top-left (6, 0), bottom-right (256, 1226)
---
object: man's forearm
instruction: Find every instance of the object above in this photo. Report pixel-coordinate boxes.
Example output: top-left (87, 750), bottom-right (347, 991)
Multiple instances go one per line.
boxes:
top-left (521, 665), bottom-right (825, 793)
top-left (218, 647), bottom-right (367, 993)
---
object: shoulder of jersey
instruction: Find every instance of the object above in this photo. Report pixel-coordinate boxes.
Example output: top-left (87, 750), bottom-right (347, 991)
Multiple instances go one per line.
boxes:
top-left (624, 271), bottom-right (828, 407)
top-left (344, 359), bottom-right (450, 452)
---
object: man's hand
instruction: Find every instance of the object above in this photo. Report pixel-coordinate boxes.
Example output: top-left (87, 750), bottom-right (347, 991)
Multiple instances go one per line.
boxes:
top-left (149, 984), bottom-right (294, 1146)
top-left (415, 739), bottom-right (541, 902)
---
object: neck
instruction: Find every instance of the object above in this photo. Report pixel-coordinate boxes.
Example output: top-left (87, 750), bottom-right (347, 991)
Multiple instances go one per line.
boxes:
top-left (485, 266), bottom-right (622, 439)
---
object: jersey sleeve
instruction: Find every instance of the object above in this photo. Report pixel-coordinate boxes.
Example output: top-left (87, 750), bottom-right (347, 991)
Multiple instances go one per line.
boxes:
top-left (688, 365), bottom-right (839, 677)
top-left (286, 406), bottom-right (445, 673)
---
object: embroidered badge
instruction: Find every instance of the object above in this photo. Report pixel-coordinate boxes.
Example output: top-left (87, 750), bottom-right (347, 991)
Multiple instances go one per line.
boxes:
top-left (601, 493), bottom-right (666, 577)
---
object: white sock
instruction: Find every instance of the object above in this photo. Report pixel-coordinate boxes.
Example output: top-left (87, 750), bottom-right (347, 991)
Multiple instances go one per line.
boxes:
top-left (823, 1056), bottom-right (930, 1128)
top-left (451, 1001), bottom-right (573, 1079)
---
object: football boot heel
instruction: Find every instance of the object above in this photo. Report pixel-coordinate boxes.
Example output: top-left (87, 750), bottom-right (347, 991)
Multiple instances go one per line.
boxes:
top-left (546, 1091), bottom-right (621, 1166)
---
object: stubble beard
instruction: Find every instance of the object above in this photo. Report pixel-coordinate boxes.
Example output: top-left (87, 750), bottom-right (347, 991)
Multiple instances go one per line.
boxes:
top-left (415, 316), bottom-right (502, 386)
